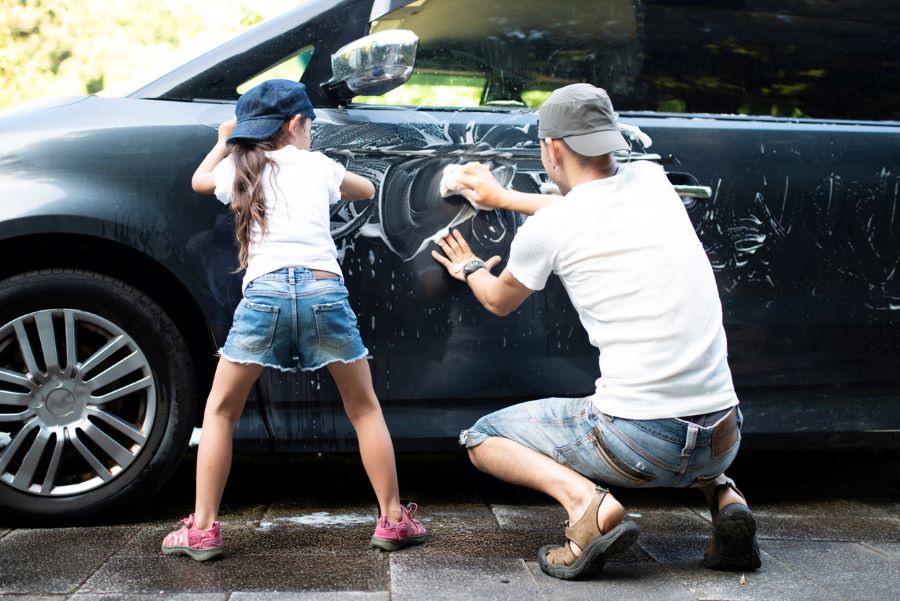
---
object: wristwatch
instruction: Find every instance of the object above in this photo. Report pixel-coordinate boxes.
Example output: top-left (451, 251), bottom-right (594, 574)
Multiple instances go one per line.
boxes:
top-left (462, 259), bottom-right (486, 280)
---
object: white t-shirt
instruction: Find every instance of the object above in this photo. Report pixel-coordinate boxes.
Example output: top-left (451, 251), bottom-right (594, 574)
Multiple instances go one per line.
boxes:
top-left (213, 145), bottom-right (346, 291)
top-left (506, 161), bottom-right (738, 420)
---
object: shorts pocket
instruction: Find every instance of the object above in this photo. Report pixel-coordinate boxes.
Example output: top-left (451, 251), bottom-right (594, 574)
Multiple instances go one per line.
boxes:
top-left (589, 427), bottom-right (657, 486)
top-left (231, 299), bottom-right (279, 352)
top-left (313, 299), bottom-right (357, 350)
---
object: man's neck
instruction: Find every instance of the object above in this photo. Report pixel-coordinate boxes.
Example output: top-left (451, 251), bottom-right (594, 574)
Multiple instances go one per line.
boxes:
top-left (563, 158), bottom-right (619, 193)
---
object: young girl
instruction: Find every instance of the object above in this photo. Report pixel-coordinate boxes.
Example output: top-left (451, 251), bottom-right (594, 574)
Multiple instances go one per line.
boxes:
top-left (162, 79), bottom-right (426, 560)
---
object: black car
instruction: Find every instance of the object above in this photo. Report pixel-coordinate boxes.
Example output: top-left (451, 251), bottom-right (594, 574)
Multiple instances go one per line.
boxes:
top-left (1, 0), bottom-right (898, 521)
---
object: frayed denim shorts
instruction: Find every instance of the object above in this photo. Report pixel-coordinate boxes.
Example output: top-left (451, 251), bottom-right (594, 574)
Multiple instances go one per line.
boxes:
top-left (460, 397), bottom-right (742, 489)
top-left (219, 267), bottom-right (369, 372)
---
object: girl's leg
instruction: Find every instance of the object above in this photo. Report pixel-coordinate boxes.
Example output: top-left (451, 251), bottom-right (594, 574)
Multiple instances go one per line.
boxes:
top-left (327, 359), bottom-right (402, 523)
top-left (193, 358), bottom-right (264, 530)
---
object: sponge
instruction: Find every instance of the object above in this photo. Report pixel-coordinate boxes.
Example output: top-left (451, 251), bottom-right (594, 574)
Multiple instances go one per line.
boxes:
top-left (439, 164), bottom-right (491, 211)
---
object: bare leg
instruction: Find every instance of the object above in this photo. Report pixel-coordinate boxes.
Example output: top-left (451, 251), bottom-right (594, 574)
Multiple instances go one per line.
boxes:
top-left (469, 436), bottom-right (624, 549)
top-left (697, 474), bottom-right (749, 512)
top-left (193, 358), bottom-right (263, 530)
top-left (328, 359), bottom-right (402, 523)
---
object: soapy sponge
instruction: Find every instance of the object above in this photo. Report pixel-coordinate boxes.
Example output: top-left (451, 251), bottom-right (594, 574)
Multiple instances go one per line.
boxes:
top-left (439, 164), bottom-right (491, 211)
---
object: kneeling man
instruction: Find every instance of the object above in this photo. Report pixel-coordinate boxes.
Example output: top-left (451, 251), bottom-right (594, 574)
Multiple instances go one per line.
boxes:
top-left (432, 84), bottom-right (761, 580)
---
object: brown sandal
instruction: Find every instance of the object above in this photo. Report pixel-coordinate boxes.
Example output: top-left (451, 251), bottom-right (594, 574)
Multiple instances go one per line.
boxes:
top-left (538, 486), bottom-right (640, 580)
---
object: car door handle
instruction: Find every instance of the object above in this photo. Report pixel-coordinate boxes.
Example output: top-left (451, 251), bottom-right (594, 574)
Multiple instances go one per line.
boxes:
top-left (672, 185), bottom-right (711, 199)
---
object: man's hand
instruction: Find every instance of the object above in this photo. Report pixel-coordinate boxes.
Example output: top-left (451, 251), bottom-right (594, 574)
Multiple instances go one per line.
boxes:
top-left (431, 229), bottom-right (501, 282)
top-left (455, 162), bottom-right (509, 210)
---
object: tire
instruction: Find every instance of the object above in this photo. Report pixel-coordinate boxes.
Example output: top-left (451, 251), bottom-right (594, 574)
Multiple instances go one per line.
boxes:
top-left (0, 269), bottom-right (196, 524)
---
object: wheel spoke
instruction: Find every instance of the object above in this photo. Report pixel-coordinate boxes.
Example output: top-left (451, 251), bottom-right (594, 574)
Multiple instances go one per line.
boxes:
top-left (89, 375), bottom-right (153, 405)
top-left (68, 428), bottom-right (112, 482)
top-left (12, 427), bottom-right (52, 489)
top-left (86, 406), bottom-right (147, 445)
top-left (79, 422), bottom-right (134, 467)
top-left (34, 311), bottom-right (60, 373)
top-left (85, 351), bottom-right (144, 392)
top-left (0, 418), bottom-right (39, 473)
top-left (0, 367), bottom-right (34, 390)
top-left (13, 321), bottom-right (41, 377)
top-left (0, 389), bottom-right (31, 406)
top-left (76, 335), bottom-right (127, 378)
top-left (0, 408), bottom-right (34, 422)
top-left (40, 433), bottom-right (65, 495)
top-left (64, 310), bottom-right (78, 376)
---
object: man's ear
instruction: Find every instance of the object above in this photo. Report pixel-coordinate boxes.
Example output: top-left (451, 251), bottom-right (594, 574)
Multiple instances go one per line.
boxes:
top-left (547, 138), bottom-right (565, 169)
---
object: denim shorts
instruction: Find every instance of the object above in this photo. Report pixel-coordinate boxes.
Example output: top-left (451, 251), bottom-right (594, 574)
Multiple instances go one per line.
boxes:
top-left (461, 397), bottom-right (742, 489)
top-left (219, 267), bottom-right (369, 372)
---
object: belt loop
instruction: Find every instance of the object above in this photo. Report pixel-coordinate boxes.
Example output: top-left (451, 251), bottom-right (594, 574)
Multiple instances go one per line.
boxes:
top-left (681, 423), bottom-right (699, 458)
top-left (288, 267), bottom-right (296, 284)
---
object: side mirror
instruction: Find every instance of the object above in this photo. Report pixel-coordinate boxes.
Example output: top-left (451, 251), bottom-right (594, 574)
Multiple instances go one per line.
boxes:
top-left (322, 30), bottom-right (418, 103)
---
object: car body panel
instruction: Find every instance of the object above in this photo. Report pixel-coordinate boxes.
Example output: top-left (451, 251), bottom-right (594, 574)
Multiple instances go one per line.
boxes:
top-left (1, 0), bottom-right (898, 453)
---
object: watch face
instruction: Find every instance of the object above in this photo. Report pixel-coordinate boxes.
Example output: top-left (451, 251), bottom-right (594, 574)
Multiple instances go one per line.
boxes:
top-left (463, 260), bottom-right (485, 277)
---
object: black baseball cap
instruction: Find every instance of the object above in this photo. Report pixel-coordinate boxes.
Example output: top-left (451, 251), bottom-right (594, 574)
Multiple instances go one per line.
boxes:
top-left (538, 84), bottom-right (628, 156)
top-left (229, 79), bottom-right (316, 142)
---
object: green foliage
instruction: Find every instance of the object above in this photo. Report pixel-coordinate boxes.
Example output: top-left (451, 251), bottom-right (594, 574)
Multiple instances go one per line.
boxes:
top-left (0, 0), bottom-right (299, 111)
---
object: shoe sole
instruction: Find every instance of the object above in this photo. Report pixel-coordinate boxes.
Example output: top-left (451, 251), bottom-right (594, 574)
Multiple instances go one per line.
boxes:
top-left (703, 504), bottom-right (762, 571)
top-left (370, 534), bottom-right (427, 552)
top-left (161, 544), bottom-right (224, 561)
top-left (538, 520), bottom-right (640, 580)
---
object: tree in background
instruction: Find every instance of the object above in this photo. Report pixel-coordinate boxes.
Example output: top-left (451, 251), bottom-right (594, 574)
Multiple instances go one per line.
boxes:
top-left (0, 0), bottom-right (298, 110)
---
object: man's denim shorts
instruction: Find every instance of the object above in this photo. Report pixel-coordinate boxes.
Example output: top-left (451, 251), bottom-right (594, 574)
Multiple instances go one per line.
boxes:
top-left (219, 267), bottom-right (369, 372)
top-left (460, 397), bottom-right (742, 489)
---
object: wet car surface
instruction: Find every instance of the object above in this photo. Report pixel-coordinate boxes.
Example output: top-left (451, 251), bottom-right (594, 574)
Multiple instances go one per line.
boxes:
top-left (0, 0), bottom-right (898, 521)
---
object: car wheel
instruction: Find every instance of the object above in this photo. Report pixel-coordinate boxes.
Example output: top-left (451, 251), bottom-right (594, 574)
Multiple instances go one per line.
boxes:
top-left (0, 269), bottom-right (196, 523)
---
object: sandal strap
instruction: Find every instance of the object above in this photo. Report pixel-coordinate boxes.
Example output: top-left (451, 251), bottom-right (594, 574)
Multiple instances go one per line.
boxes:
top-left (563, 486), bottom-right (609, 552)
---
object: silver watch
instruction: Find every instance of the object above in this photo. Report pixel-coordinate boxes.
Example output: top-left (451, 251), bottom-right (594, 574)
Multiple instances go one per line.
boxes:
top-left (462, 259), bottom-right (486, 280)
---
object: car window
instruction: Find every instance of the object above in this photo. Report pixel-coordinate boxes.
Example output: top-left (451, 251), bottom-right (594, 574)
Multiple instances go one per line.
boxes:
top-left (359, 0), bottom-right (899, 120)
top-left (237, 45), bottom-right (315, 95)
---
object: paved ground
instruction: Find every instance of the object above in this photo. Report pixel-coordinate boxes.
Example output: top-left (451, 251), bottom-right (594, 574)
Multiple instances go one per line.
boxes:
top-left (1, 448), bottom-right (898, 600)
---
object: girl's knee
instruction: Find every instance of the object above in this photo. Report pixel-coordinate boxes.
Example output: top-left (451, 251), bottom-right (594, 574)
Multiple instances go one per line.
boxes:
top-left (204, 394), bottom-right (245, 424)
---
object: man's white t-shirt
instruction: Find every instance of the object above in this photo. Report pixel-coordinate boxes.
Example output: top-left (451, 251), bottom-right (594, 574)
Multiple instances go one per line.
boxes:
top-left (213, 145), bottom-right (346, 291)
top-left (506, 161), bottom-right (738, 420)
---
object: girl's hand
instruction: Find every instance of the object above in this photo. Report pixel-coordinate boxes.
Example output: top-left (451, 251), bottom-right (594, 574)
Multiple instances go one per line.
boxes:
top-left (431, 229), bottom-right (501, 282)
top-left (217, 117), bottom-right (237, 145)
top-left (455, 162), bottom-right (508, 210)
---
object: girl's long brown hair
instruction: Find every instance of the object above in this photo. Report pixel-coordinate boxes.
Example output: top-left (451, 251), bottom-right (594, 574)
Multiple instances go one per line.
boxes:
top-left (227, 123), bottom-right (294, 271)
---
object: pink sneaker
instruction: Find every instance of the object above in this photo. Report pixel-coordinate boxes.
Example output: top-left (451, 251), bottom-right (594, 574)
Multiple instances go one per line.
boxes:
top-left (371, 502), bottom-right (427, 551)
top-left (161, 514), bottom-right (223, 561)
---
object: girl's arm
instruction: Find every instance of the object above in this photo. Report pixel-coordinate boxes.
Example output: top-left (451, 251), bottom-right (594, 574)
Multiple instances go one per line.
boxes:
top-left (191, 118), bottom-right (236, 194)
top-left (340, 171), bottom-right (376, 201)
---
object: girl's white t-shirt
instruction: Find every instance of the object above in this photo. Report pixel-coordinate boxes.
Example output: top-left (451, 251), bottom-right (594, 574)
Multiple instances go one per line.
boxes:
top-left (213, 145), bottom-right (346, 291)
top-left (505, 161), bottom-right (738, 420)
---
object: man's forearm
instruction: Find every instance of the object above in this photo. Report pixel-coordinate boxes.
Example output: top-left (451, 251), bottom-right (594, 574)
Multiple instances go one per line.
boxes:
top-left (498, 188), bottom-right (561, 216)
top-left (466, 269), bottom-right (514, 316)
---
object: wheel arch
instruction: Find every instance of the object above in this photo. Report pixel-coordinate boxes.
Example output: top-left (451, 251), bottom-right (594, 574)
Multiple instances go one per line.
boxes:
top-left (0, 233), bottom-right (216, 419)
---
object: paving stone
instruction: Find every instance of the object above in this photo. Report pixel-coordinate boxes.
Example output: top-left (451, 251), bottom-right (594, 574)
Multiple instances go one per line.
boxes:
top-left (0, 595), bottom-right (67, 600)
top-left (231, 593), bottom-right (389, 601)
top-left (755, 516), bottom-right (900, 542)
top-left (390, 555), bottom-right (541, 601)
top-left (863, 541), bottom-right (900, 560)
top-left (527, 560), bottom-right (697, 601)
top-left (764, 540), bottom-right (900, 601)
top-left (80, 552), bottom-right (389, 594)
top-left (118, 523), bottom-right (373, 557)
top-left (491, 504), bottom-right (566, 530)
top-left (639, 535), bottom-right (841, 601)
top-left (0, 527), bottom-right (134, 594)
top-left (750, 498), bottom-right (895, 518)
top-left (72, 595), bottom-right (227, 600)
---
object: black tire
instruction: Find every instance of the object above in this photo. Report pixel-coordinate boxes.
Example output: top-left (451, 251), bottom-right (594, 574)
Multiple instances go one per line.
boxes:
top-left (0, 269), bottom-right (196, 524)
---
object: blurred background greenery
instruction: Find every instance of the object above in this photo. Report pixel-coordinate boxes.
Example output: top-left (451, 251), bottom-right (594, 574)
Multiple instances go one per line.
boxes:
top-left (0, 0), bottom-right (300, 111)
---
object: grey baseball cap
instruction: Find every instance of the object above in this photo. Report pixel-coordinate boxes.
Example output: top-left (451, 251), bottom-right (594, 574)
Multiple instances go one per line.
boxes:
top-left (538, 84), bottom-right (629, 156)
